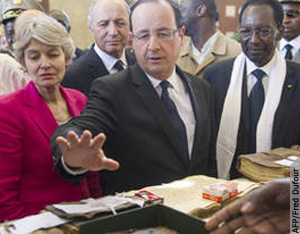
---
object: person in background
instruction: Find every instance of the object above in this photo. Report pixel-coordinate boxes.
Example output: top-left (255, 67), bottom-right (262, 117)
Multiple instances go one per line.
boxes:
top-left (0, 0), bottom-right (44, 51)
top-left (51, 0), bottom-right (216, 195)
top-left (205, 178), bottom-right (290, 234)
top-left (204, 0), bottom-right (300, 179)
top-left (0, 53), bottom-right (27, 96)
top-left (0, 27), bottom-right (11, 54)
top-left (278, 0), bottom-right (300, 63)
top-left (0, 13), bottom-right (101, 222)
top-left (0, 0), bottom-right (45, 96)
top-left (177, 0), bottom-right (241, 78)
top-left (61, 0), bottom-right (136, 97)
top-left (48, 8), bottom-right (86, 62)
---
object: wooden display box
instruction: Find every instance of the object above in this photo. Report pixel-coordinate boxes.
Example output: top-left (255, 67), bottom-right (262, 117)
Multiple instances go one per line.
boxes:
top-left (79, 204), bottom-right (208, 233)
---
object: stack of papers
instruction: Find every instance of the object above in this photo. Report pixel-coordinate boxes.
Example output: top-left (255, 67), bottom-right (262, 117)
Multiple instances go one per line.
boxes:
top-left (0, 212), bottom-right (68, 234)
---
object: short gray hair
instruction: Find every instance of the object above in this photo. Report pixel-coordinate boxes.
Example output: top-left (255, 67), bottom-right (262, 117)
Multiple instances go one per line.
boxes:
top-left (13, 14), bottom-right (74, 64)
top-left (88, 0), bottom-right (130, 29)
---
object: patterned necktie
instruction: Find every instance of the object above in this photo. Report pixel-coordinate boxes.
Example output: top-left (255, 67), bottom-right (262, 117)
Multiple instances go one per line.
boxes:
top-left (160, 80), bottom-right (189, 161)
top-left (284, 44), bottom-right (293, 60)
top-left (114, 60), bottom-right (124, 71)
top-left (249, 69), bottom-right (266, 152)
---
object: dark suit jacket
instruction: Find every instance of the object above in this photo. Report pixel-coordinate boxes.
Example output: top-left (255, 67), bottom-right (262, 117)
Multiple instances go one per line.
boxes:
top-left (203, 58), bottom-right (300, 178)
top-left (52, 64), bottom-right (216, 195)
top-left (62, 45), bottom-right (136, 96)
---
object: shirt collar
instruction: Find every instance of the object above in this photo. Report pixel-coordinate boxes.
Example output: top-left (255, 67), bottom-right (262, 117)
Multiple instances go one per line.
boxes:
top-left (191, 31), bottom-right (218, 54)
top-left (190, 31), bottom-right (218, 63)
top-left (279, 34), bottom-right (300, 51)
top-left (145, 68), bottom-right (179, 92)
top-left (246, 50), bottom-right (277, 77)
top-left (94, 44), bottom-right (127, 71)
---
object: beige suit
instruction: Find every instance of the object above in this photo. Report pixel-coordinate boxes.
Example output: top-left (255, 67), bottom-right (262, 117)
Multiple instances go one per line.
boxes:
top-left (177, 31), bottom-right (241, 78)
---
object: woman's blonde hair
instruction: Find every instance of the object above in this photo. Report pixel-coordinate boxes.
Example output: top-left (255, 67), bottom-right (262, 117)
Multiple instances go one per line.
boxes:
top-left (13, 13), bottom-right (74, 64)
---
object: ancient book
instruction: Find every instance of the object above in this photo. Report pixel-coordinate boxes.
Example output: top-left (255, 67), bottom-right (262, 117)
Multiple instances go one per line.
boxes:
top-left (236, 146), bottom-right (300, 182)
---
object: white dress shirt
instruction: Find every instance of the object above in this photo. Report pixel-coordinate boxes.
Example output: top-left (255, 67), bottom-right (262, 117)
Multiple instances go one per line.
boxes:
top-left (245, 53), bottom-right (278, 96)
top-left (94, 44), bottom-right (127, 74)
top-left (279, 34), bottom-right (300, 58)
top-left (146, 68), bottom-right (196, 158)
top-left (190, 31), bottom-right (218, 65)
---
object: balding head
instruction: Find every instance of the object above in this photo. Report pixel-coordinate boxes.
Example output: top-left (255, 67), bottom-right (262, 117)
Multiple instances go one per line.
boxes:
top-left (88, 0), bottom-right (130, 28)
top-left (88, 0), bottom-right (130, 58)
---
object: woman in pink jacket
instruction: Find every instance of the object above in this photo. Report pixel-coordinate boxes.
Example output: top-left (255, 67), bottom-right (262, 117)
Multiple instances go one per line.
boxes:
top-left (0, 13), bottom-right (101, 222)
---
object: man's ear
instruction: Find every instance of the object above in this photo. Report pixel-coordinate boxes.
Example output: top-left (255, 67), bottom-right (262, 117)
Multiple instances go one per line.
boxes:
top-left (196, 4), bottom-right (207, 17)
top-left (179, 27), bottom-right (186, 47)
top-left (276, 25), bottom-right (284, 41)
top-left (89, 26), bottom-right (95, 37)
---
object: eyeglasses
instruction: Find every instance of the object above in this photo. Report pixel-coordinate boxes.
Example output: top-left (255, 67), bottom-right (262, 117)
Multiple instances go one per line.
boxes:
top-left (239, 26), bottom-right (274, 38)
top-left (284, 9), bottom-right (300, 18)
top-left (132, 28), bottom-right (179, 43)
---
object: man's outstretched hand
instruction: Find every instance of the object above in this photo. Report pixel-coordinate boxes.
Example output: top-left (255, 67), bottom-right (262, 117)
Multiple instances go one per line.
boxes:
top-left (56, 130), bottom-right (119, 171)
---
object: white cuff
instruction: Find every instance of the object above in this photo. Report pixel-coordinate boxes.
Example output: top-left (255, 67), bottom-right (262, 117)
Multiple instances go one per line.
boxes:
top-left (61, 156), bottom-right (88, 175)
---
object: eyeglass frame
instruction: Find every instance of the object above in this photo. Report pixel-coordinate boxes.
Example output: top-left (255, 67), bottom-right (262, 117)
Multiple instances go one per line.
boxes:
top-left (283, 9), bottom-right (300, 18)
top-left (239, 26), bottom-right (275, 38)
top-left (132, 28), bottom-right (180, 43)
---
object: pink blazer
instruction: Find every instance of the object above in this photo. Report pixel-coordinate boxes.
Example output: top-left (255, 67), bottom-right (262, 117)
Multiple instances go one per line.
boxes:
top-left (0, 81), bottom-right (101, 222)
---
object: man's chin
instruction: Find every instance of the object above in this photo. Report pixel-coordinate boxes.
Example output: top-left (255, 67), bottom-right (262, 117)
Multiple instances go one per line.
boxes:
top-left (104, 47), bottom-right (123, 58)
top-left (144, 67), bottom-right (171, 80)
top-left (284, 35), bottom-right (296, 42)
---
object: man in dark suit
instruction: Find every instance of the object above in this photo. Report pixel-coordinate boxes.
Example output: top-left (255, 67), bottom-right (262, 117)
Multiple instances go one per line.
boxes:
top-left (204, 0), bottom-right (300, 179)
top-left (61, 0), bottom-right (136, 96)
top-left (278, 0), bottom-right (300, 64)
top-left (51, 0), bottom-right (216, 195)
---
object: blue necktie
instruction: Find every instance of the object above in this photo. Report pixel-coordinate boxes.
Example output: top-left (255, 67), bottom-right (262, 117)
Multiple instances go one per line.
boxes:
top-left (284, 44), bottom-right (293, 60)
top-left (249, 69), bottom-right (265, 152)
top-left (114, 60), bottom-right (124, 71)
top-left (160, 81), bottom-right (189, 161)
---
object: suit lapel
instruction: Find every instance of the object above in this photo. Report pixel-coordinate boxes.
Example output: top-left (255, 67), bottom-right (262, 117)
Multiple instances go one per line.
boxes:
top-left (194, 53), bottom-right (215, 75)
top-left (125, 49), bottom-right (136, 66)
top-left (194, 32), bottom-right (227, 75)
top-left (293, 50), bottom-right (300, 64)
top-left (88, 46), bottom-right (109, 78)
top-left (179, 42), bottom-right (216, 76)
top-left (240, 64), bottom-right (250, 136)
top-left (175, 67), bottom-right (200, 162)
top-left (24, 82), bottom-right (58, 140)
top-left (272, 63), bottom-right (299, 141)
top-left (130, 65), bottom-right (190, 166)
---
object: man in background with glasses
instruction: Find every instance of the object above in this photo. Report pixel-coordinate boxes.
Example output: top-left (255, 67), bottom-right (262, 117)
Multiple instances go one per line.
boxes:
top-left (279, 0), bottom-right (300, 63)
top-left (204, 0), bottom-right (300, 180)
top-left (51, 0), bottom-right (216, 195)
